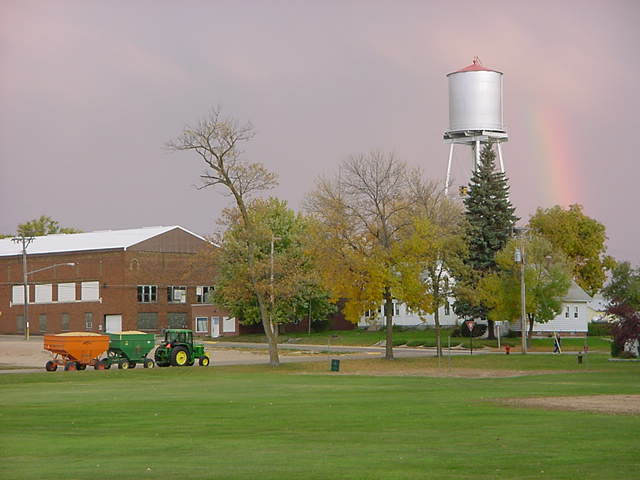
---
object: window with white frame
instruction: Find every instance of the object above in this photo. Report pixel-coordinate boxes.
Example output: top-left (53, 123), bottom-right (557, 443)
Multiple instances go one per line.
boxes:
top-left (167, 286), bottom-right (187, 304)
top-left (58, 283), bottom-right (76, 302)
top-left (393, 302), bottom-right (401, 316)
top-left (35, 284), bottom-right (53, 303)
top-left (12, 285), bottom-right (26, 305)
top-left (84, 312), bottom-right (93, 330)
top-left (81, 281), bottom-right (99, 301)
top-left (574, 306), bottom-right (579, 318)
top-left (137, 285), bottom-right (157, 303)
top-left (565, 306), bottom-right (570, 318)
top-left (196, 286), bottom-right (214, 303)
top-left (445, 302), bottom-right (450, 316)
top-left (223, 317), bottom-right (235, 333)
top-left (195, 317), bottom-right (208, 333)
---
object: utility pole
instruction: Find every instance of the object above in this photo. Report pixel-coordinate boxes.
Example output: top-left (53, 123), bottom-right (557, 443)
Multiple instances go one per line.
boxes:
top-left (12, 235), bottom-right (34, 340)
top-left (514, 229), bottom-right (528, 354)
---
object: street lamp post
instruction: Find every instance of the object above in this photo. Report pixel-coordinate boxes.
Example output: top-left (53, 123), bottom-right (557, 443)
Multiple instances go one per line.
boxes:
top-left (11, 235), bottom-right (75, 340)
top-left (514, 228), bottom-right (528, 354)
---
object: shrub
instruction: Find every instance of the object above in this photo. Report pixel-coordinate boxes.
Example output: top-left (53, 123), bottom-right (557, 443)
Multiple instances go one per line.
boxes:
top-left (588, 322), bottom-right (612, 337)
top-left (611, 341), bottom-right (622, 357)
top-left (406, 340), bottom-right (424, 347)
top-left (618, 350), bottom-right (637, 359)
top-left (392, 339), bottom-right (406, 346)
top-left (452, 323), bottom-right (487, 338)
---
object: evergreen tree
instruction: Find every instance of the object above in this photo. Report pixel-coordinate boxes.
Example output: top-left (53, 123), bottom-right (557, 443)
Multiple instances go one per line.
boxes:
top-left (453, 143), bottom-right (518, 338)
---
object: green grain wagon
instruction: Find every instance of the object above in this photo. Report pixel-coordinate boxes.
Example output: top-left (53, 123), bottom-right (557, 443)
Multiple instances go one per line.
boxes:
top-left (103, 331), bottom-right (156, 369)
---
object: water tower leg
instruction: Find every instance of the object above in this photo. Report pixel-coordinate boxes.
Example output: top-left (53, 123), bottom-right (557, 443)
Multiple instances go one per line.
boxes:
top-left (497, 142), bottom-right (505, 173)
top-left (445, 144), bottom-right (454, 196)
top-left (475, 140), bottom-right (480, 169)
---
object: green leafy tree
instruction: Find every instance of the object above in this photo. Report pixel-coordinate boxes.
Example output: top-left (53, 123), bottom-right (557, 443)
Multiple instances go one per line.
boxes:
top-left (529, 204), bottom-right (613, 296)
top-left (603, 261), bottom-right (640, 311)
top-left (15, 215), bottom-right (82, 237)
top-left (453, 144), bottom-right (518, 338)
top-left (478, 235), bottom-right (572, 338)
top-left (213, 198), bottom-right (334, 337)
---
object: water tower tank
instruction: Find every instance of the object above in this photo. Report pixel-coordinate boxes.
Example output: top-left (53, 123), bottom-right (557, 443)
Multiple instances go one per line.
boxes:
top-left (447, 58), bottom-right (504, 133)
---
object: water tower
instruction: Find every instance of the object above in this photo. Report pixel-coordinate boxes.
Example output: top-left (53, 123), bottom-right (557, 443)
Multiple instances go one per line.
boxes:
top-left (444, 57), bottom-right (507, 196)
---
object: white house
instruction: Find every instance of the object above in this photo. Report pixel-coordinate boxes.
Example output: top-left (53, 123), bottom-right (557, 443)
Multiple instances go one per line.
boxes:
top-left (358, 281), bottom-right (592, 335)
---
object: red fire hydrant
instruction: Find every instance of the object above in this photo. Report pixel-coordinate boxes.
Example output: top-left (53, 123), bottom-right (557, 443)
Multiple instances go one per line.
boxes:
top-left (504, 345), bottom-right (511, 355)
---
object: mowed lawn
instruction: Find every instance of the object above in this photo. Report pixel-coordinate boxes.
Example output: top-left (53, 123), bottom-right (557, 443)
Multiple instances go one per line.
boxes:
top-left (0, 355), bottom-right (638, 480)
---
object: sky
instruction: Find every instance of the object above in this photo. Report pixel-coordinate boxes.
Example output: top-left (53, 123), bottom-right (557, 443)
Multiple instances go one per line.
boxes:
top-left (1, 0), bottom-right (639, 264)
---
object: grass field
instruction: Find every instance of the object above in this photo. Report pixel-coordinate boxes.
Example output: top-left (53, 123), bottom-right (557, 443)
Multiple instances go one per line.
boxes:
top-left (1, 355), bottom-right (638, 479)
top-left (224, 329), bottom-right (612, 352)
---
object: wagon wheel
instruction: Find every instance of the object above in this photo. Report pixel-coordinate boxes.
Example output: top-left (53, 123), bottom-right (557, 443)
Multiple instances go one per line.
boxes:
top-left (199, 356), bottom-right (210, 367)
top-left (143, 359), bottom-right (155, 368)
top-left (45, 361), bottom-right (57, 372)
top-left (77, 363), bottom-right (87, 371)
top-left (94, 361), bottom-right (106, 370)
top-left (170, 347), bottom-right (189, 366)
top-left (118, 360), bottom-right (129, 370)
top-left (128, 361), bottom-right (136, 369)
top-left (64, 361), bottom-right (77, 371)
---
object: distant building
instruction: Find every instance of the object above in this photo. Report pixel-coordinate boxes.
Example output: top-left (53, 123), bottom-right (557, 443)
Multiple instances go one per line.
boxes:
top-left (0, 226), bottom-right (237, 337)
top-left (358, 281), bottom-right (593, 336)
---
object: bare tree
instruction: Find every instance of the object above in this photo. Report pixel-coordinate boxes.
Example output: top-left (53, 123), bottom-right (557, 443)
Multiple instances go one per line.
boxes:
top-left (167, 107), bottom-right (282, 366)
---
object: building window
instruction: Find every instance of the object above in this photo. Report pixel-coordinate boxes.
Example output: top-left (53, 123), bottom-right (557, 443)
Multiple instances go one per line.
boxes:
top-left (137, 313), bottom-right (158, 331)
top-left (574, 306), bottom-right (579, 318)
top-left (35, 284), bottom-right (53, 303)
top-left (12, 285), bottom-right (26, 305)
top-left (195, 317), bottom-right (208, 333)
top-left (393, 302), bottom-right (401, 316)
top-left (167, 312), bottom-right (187, 329)
top-left (167, 286), bottom-right (187, 304)
top-left (137, 285), bottom-right (157, 303)
top-left (196, 286), bottom-right (214, 303)
top-left (61, 313), bottom-right (70, 331)
top-left (445, 302), bottom-right (450, 316)
top-left (81, 281), bottom-right (100, 301)
top-left (58, 283), bottom-right (76, 302)
top-left (223, 317), bottom-right (235, 333)
top-left (39, 314), bottom-right (47, 332)
top-left (85, 312), bottom-right (93, 330)
top-left (16, 314), bottom-right (25, 333)
top-left (565, 306), bottom-right (570, 318)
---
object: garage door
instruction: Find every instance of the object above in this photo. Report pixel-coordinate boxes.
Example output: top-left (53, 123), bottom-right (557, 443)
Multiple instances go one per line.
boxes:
top-left (105, 314), bottom-right (123, 333)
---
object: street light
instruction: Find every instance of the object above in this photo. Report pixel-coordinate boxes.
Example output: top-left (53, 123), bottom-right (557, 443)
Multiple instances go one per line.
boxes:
top-left (514, 228), bottom-right (528, 354)
top-left (11, 236), bottom-right (75, 340)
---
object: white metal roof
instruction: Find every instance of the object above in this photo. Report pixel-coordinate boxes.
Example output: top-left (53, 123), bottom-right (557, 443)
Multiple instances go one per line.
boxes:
top-left (0, 226), bottom-right (207, 257)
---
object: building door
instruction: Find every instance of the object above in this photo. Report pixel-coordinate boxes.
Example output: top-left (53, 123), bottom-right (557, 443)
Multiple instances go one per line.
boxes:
top-left (105, 314), bottom-right (122, 333)
top-left (211, 317), bottom-right (221, 338)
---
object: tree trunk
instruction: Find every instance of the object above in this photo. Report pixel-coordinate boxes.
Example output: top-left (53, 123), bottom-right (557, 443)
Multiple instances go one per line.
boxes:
top-left (527, 314), bottom-right (535, 341)
top-left (486, 319), bottom-right (496, 340)
top-left (384, 286), bottom-right (394, 360)
top-left (434, 305), bottom-right (442, 358)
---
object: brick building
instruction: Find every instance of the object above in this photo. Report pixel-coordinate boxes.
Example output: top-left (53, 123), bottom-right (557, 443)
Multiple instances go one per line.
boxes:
top-left (0, 226), bottom-right (237, 337)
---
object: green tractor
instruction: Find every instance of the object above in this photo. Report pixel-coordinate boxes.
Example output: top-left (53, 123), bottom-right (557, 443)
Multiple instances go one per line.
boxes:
top-left (154, 329), bottom-right (210, 367)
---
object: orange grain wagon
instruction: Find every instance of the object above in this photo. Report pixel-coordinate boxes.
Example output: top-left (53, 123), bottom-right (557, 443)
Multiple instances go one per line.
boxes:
top-left (43, 333), bottom-right (110, 371)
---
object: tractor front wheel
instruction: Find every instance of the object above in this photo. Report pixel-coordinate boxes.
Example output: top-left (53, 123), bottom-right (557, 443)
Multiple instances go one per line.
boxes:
top-left (199, 356), bottom-right (210, 367)
top-left (45, 361), bottom-right (57, 372)
top-left (171, 347), bottom-right (189, 367)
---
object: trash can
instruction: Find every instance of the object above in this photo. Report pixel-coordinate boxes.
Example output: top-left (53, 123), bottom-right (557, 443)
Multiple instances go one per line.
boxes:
top-left (330, 359), bottom-right (340, 372)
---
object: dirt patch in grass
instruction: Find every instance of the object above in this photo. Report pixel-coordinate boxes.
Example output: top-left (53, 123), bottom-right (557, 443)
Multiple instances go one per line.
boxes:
top-left (499, 394), bottom-right (640, 415)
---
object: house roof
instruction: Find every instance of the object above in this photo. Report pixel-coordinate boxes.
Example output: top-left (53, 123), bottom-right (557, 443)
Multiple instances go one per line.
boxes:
top-left (564, 280), bottom-right (592, 303)
top-left (0, 226), bottom-right (207, 257)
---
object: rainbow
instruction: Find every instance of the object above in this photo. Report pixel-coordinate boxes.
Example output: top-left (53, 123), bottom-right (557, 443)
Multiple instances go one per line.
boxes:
top-left (529, 103), bottom-right (580, 207)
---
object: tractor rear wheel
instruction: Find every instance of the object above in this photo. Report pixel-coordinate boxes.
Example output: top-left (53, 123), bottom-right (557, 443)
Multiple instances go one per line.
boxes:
top-left (118, 360), bottom-right (129, 370)
top-left (199, 356), bottom-right (210, 367)
top-left (64, 361), bottom-right (77, 371)
top-left (143, 359), bottom-right (155, 368)
top-left (171, 347), bottom-right (189, 367)
top-left (45, 361), bottom-right (57, 372)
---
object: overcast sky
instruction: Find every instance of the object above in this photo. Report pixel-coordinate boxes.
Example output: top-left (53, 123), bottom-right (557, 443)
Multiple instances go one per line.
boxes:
top-left (1, 0), bottom-right (638, 263)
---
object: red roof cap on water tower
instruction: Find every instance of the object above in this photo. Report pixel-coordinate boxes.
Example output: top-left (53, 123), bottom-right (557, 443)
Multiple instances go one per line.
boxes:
top-left (448, 57), bottom-right (502, 75)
